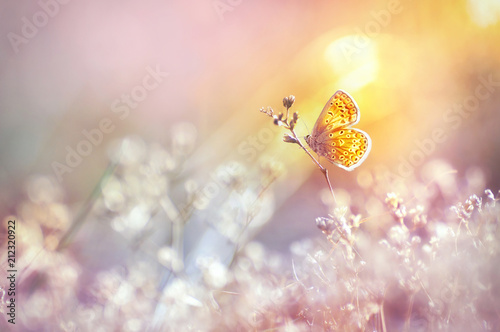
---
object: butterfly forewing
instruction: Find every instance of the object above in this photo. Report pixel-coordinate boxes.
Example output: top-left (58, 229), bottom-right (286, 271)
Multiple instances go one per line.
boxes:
top-left (312, 90), bottom-right (360, 135)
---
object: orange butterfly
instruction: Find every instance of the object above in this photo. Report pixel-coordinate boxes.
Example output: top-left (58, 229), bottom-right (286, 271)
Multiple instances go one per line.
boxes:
top-left (305, 90), bottom-right (371, 171)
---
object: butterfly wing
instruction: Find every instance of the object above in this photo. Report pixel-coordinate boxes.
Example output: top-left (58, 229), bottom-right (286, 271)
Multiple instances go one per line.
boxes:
top-left (319, 128), bottom-right (371, 171)
top-left (311, 90), bottom-right (360, 136)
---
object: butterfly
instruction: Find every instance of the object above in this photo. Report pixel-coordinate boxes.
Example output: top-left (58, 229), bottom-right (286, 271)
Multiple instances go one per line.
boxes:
top-left (305, 90), bottom-right (371, 171)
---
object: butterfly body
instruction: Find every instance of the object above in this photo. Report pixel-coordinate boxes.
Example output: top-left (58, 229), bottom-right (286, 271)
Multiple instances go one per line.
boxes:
top-left (305, 90), bottom-right (371, 171)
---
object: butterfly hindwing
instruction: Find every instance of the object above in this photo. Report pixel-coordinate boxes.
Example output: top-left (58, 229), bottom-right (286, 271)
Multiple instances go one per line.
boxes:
top-left (321, 128), bottom-right (371, 171)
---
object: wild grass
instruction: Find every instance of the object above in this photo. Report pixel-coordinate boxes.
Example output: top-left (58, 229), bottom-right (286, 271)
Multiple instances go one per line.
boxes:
top-left (2, 109), bottom-right (499, 331)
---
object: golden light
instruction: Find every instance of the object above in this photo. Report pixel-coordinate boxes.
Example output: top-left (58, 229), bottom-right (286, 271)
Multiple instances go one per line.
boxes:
top-left (467, 0), bottom-right (500, 27)
top-left (324, 34), bottom-right (379, 92)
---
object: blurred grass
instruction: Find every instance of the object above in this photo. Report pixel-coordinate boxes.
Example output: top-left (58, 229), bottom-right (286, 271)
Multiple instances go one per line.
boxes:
top-left (1, 0), bottom-right (500, 330)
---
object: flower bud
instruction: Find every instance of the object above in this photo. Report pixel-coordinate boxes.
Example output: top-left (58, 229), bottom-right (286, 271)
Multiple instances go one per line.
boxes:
top-left (283, 133), bottom-right (298, 144)
top-left (273, 116), bottom-right (280, 125)
top-left (283, 97), bottom-right (289, 108)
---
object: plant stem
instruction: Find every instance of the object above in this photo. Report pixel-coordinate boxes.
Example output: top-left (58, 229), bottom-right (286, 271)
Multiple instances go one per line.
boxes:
top-left (380, 302), bottom-right (387, 332)
top-left (404, 292), bottom-right (415, 332)
top-left (288, 125), bottom-right (337, 204)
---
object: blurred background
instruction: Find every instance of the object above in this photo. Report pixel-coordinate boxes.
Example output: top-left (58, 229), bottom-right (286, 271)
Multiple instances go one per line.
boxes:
top-left (2, 0), bottom-right (500, 244)
top-left (1, 0), bottom-right (500, 330)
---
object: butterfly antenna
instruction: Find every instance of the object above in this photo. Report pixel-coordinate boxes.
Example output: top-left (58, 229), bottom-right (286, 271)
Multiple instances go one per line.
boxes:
top-left (301, 119), bottom-right (310, 138)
